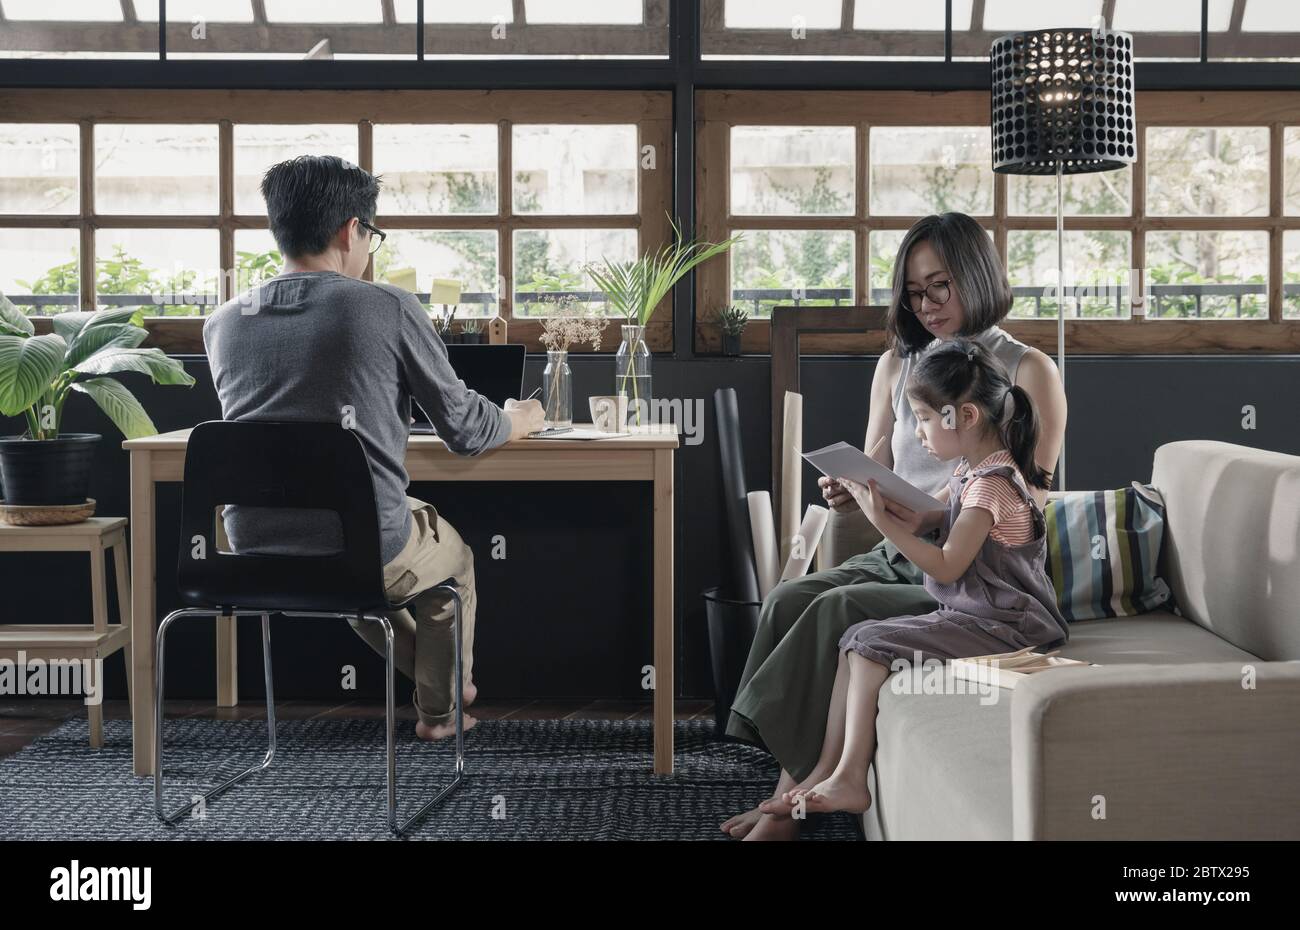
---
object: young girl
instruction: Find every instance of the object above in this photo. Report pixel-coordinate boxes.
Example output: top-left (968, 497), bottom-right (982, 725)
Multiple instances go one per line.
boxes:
top-left (783, 337), bottom-right (1069, 816)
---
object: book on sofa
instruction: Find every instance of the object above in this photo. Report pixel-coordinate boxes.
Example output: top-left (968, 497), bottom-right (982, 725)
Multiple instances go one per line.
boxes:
top-left (950, 646), bottom-right (1097, 689)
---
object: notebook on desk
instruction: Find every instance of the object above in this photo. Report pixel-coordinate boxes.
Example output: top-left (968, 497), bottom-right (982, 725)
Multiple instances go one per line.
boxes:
top-left (410, 343), bottom-right (526, 435)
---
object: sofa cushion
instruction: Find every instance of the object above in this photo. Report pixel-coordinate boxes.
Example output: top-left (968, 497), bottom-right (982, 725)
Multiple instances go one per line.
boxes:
top-left (862, 611), bottom-right (1261, 840)
top-left (1062, 610), bottom-right (1261, 665)
top-left (1152, 440), bottom-right (1300, 661)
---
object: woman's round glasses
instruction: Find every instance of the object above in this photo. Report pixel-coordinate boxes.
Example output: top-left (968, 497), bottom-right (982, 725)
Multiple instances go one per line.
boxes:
top-left (359, 219), bottom-right (386, 256)
top-left (904, 279), bottom-right (951, 314)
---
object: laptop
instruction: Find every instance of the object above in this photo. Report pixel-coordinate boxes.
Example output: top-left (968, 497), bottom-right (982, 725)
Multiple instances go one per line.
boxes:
top-left (410, 343), bottom-right (527, 434)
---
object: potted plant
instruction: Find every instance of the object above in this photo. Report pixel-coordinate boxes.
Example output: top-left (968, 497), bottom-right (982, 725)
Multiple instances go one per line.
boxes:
top-left (460, 318), bottom-right (486, 345)
top-left (715, 304), bottom-right (749, 356)
top-left (432, 305), bottom-right (458, 343)
top-left (586, 217), bottom-right (740, 426)
top-left (0, 298), bottom-right (195, 516)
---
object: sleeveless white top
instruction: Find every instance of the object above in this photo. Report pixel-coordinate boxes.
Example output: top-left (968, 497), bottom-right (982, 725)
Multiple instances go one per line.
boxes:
top-left (890, 326), bottom-right (1032, 496)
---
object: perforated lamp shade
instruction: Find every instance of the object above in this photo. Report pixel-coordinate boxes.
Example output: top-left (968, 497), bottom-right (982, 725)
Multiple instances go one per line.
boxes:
top-left (990, 27), bottom-right (1136, 176)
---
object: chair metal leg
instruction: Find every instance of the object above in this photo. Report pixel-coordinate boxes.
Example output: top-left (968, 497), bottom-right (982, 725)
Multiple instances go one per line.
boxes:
top-left (155, 610), bottom-right (276, 825)
top-left (365, 582), bottom-right (466, 837)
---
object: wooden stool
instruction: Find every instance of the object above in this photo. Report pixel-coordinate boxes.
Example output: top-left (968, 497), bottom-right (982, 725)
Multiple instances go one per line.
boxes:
top-left (0, 517), bottom-right (132, 749)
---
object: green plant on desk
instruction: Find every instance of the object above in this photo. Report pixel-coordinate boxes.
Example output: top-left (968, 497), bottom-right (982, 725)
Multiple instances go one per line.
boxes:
top-left (586, 216), bottom-right (740, 425)
top-left (0, 297), bottom-right (195, 440)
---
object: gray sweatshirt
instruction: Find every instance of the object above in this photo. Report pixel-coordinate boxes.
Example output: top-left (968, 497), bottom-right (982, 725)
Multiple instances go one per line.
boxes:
top-left (203, 270), bottom-right (511, 565)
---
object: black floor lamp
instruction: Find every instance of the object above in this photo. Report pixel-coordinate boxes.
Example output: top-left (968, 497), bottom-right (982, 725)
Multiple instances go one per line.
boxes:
top-left (990, 26), bottom-right (1136, 491)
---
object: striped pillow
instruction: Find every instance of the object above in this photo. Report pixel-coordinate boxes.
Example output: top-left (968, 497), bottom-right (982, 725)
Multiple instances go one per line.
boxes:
top-left (1044, 482), bottom-right (1173, 621)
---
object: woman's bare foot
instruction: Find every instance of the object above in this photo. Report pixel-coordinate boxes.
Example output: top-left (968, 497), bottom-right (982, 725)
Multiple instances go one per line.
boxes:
top-left (720, 805), bottom-right (764, 839)
top-left (742, 812), bottom-right (801, 841)
top-left (793, 773), bottom-right (872, 814)
top-left (415, 713), bottom-right (478, 741)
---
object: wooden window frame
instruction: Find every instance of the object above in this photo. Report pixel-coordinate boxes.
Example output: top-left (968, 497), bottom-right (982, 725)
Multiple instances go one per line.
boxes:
top-left (695, 89), bottom-right (1300, 355)
top-left (1, 88), bottom-right (673, 355)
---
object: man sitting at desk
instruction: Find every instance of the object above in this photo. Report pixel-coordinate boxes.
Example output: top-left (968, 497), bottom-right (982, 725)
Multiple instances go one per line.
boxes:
top-left (203, 155), bottom-right (545, 740)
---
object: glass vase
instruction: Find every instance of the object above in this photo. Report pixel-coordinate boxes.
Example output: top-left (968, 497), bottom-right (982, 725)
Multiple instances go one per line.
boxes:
top-left (542, 350), bottom-right (572, 428)
top-left (614, 324), bottom-right (652, 428)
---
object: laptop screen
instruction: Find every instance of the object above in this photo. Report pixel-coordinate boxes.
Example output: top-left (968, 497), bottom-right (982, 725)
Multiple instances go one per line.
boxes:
top-left (412, 343), bottom-right (527, 426)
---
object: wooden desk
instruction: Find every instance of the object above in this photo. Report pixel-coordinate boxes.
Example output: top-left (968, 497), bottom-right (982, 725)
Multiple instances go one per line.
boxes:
top-left (123, 427), bottom-right (678, 778)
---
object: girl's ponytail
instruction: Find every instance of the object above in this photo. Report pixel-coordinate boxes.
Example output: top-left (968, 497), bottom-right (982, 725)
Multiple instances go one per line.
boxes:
top-left (1000, 384), bottom-right (1053, 490)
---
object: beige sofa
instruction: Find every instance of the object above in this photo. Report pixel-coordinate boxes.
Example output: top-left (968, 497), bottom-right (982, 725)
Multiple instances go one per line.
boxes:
top-left (819, 440), bottom-right (1300, 840)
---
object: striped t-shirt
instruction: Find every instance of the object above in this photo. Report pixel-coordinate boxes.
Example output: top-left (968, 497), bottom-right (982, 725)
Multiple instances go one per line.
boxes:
top-left (955, 451), bottom-right (1036, 546)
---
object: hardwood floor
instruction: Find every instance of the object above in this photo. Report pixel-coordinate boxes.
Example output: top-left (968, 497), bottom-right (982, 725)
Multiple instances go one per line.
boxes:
top-left (0, 698), bottom-right (717, 758)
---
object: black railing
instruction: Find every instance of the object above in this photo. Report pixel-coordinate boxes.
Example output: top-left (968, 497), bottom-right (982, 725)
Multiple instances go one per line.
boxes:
top-left (10, 283), bottom-right (1300, 319)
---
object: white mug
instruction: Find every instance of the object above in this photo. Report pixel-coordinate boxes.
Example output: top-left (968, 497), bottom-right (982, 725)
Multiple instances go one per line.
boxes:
top-left (589, 394), bottom-right (629, 433)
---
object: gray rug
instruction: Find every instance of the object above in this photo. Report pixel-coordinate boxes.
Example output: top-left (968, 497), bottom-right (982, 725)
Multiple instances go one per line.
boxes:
top-left (0, 717), bottom-right (861, 841)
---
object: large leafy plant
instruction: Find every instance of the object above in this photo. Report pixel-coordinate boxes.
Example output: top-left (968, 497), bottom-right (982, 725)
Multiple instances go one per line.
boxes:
top-left (0, 297), bottom-right (195, 441)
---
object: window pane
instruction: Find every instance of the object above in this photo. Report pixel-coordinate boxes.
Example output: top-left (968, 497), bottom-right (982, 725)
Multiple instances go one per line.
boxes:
top-left (979, 0), bottom-right (1103, 32)
top-left (1115, 0), bottom-right (1231, 61)
top-left (95, 229), bottom-right (220, 315)
top-left (870, 127), bottom-right (993, 215)
top-left (528, 0), bottom-right (644, 24)
top-left (0, 124), bottom-right (79, 215)
top-left (152, 1), bottom-right (415, 59)
top-left (1008, 166), bottom-right (1132, 216)
top-left (706, 0), bottom-right (947, 60)
top-left (421, 0), bottom-right (512, 22)
top-left (374, 230), bottom-right (499, 318)
top-left (1286, 127), bottom-right (1300, 216)
top-left (0, 228), bottom-right (79, 314)
top-left (868, 230), bottom-right (906, 305)
top-left (423, 0), bottom-right (666, 57)
top-left (1145, 231), bottom-right (1268, 319)
top-left (1146, 127), bottom-right (1269, 217)
top-left (95, 125), bottom-right (219, 215)
top-left (730, 126), bottom-right (854, 216)
top-left (1285, 231), bottom-right (1300, 319)
top-left (0, 1), bottom-right (159, 58)
top-left (1213, 0), bottom-right (1300, 60)
top-left (374, 125), bottom-right (498, 216)
top-left (1006, 230), bottom-right (1132, 318)
top-left (234, 125), bottom-right (359, 214)
top-left (138, 1), bottom-right (254, 21)
top-left (512, 125), bottom-right (637, 215)
top-left (233, 229), bottom-right (285, 291)
top-left (512, 228), bottom-right (637, 315)
top-left (724, 0), bottom-right (842, 29)
top-left (729, 229), bottom-right (854, 318)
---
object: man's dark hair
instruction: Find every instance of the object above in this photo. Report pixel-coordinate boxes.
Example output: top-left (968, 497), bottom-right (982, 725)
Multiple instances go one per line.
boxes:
top-left (260, 155), bottom-right (381, 259)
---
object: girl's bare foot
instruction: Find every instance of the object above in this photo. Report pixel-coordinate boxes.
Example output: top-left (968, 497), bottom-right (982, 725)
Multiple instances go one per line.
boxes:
top-left (758, 767), bottom-right (832, 815)
top-left (742, 812), bottom-right (801, 841)
top-left (720, 805), bottom-right (764, 838)
top-left (415, 713), bottom-right (478, 741)
top-left (795, 774), bottom-right (872, 814)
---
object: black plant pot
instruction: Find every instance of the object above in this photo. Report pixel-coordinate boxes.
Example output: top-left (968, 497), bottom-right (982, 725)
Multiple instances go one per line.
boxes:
top-left (443, 332), bottom-right (463, 344)
top-left (462, 332), bottom-right (486, 344)
top-left (703, 586), bottom-right (761, 736)
top-left (0, 433), bottom-right (102, 505)
top-left (721, 332), bottom-right (743, 356)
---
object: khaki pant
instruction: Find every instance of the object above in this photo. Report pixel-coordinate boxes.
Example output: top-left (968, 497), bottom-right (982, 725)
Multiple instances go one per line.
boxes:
top-left (347, 496), bottom-right (476, 727)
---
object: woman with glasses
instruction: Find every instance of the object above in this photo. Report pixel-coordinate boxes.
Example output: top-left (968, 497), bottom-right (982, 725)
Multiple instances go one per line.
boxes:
top-left (721, 211), bottom-right (1068, 841)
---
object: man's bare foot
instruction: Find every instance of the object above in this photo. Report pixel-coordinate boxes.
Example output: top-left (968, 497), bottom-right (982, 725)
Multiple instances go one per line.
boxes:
top-left (742, 812), bottom-right (801, 841)
top-left (415, 713), bottom-right (478, 741)
top-left (462, 680), bottom-right (477, 707)
top-left (720, 805), bottom-right (764, 839)
top-left (792, 773), bottom-right (872, 814)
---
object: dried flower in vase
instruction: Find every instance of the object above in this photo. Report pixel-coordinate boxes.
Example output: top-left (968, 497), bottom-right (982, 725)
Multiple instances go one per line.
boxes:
top-left (538, 304), bottom-right (610, 353)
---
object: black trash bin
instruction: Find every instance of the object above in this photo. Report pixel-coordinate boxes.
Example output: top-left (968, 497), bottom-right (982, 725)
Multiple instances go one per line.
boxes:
top-left (703, 586), bottom-right (761, 736)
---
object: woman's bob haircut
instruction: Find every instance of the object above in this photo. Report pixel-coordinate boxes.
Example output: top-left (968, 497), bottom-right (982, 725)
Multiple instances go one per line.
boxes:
top-left (886, 212), bottom-right (1014, 357)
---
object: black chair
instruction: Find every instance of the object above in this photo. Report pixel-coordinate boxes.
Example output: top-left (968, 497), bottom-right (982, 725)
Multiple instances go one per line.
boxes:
top-left (153, 420), bottom-right (465, 837)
